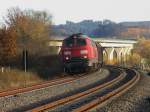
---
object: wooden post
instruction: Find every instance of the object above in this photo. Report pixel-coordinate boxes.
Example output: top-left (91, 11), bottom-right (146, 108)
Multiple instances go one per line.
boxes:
top-left (22, 50), bottom-right (28, 72)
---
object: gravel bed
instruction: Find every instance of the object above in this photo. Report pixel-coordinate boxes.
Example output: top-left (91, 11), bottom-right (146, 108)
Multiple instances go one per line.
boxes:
top-left (94, 71), bottom-right (150, 112)
top-left (0, 69), bottom-right (109, 112)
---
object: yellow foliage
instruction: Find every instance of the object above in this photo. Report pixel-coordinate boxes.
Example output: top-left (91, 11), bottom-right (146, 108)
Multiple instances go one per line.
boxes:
top-left (129, 53), bottom-right (141, 65)
top-left (134, 38), bottom-right (150, 64)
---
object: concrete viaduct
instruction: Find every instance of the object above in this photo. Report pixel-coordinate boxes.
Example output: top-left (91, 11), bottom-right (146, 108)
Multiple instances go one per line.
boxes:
top-left (48, 38), bottom-right (137, 64)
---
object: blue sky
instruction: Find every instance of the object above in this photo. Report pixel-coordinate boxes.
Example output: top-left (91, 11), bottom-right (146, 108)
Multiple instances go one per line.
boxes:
top-left (0, 0), bottom-right (150, 25)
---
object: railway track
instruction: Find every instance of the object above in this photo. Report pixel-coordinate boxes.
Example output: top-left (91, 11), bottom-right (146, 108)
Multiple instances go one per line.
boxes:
top-left (0, 76), bottom-right (75, 97)
top-left (0, 71), bottom-right (95, 98)
top-left (73, 69), bottom-right (140, 112)
top-left (28, 67), bottom-right (140, 112)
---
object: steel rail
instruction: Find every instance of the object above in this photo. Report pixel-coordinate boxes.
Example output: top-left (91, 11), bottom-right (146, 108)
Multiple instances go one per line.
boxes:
top-left (73, 69), bottom-right (140, 112)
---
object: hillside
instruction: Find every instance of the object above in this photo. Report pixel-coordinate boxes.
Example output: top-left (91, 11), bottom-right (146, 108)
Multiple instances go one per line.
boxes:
top-left (53, 20), bottom-right (150, 39)
top-left (53, 20), bottom-right (100, 36)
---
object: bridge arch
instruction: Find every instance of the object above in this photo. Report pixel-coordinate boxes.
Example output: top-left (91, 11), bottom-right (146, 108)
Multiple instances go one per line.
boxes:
top-left (103, 50), bottom-right (108, 64)
top-left (120, 52), bottom-right (124, 64)
top-left (113, 49), bottom-right (117, 64)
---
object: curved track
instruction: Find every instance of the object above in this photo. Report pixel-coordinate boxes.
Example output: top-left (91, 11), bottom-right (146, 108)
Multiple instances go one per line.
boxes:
top-left (73, 69), bottom-right (140, 112)
top-left (28, 67), bottom-right (140, 112)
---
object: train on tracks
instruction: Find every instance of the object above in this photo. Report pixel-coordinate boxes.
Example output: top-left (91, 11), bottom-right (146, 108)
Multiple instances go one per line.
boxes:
top-left (59, 33), bottom-right (103, 73)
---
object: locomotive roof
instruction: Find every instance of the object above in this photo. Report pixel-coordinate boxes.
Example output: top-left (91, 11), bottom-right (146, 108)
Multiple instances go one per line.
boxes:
top-left (67, 33), bottom-right (91, 39)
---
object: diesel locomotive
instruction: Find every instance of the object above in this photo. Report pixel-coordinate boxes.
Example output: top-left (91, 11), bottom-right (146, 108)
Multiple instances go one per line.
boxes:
top-left (59, 33), bottom-right (103, 72)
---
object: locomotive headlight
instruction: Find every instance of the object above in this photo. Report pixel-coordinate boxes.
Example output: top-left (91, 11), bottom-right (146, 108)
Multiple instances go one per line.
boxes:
top-left (83, 56), bottom-right (87, 58)
top-left (64, 51), bottom-right (71, 55)
top-left (80, 50), bottom-right (88, 54)
top-left (65, 57), bottom-right (69, 60)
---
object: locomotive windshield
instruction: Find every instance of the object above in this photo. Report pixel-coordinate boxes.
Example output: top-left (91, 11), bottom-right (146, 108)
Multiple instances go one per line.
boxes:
top-left (64, 37), bottom-right (86, 47)
top-left (64, 38), bottom-right (74, 47)
top-left (76, 38), bottom-right (86, 46)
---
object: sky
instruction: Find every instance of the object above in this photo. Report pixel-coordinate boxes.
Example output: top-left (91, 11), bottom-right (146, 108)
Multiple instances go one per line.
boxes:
top-left (0, 0), bottom-right (150, 25)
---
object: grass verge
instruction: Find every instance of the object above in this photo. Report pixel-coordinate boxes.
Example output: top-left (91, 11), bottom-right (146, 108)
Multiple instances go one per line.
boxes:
top-left (0, 68), bottom-right (43, 90)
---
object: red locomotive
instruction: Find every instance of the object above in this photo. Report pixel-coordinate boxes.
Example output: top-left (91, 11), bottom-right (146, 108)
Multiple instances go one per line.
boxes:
top-left (59, 33), bottom-right (103, 72)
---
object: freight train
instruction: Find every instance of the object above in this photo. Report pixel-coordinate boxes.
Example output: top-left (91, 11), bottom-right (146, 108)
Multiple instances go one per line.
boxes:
top-left (59, 33), bottom-right (103, 73)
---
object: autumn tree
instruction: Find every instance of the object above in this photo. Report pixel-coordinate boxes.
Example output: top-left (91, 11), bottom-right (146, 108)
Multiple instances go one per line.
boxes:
top-left (5, 7), bottom-right (52, 55)
top-left (0, 26), bottom-right (16, 65)
top-left (133, 37), bottom-right (150, 64)
top-left (128, 53), bottom-right (141, 66)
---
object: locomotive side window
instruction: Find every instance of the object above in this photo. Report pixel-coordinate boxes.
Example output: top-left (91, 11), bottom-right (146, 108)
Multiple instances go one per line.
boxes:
top-left (76, 38), bottom-right (86, 46)
top-left (91, 40), bottom-right (96, 47)
top-left (90, 40), bottom-right (97, 57)
top-left (64, 38), bottom-right (74, 47)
